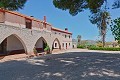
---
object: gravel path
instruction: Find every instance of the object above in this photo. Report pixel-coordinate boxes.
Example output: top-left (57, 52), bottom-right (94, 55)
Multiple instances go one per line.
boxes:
top-left (0, 50), bottom-right (120, 80)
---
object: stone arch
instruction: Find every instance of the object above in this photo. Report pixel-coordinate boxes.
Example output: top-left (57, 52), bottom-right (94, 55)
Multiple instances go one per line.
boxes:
top-left (52, 38), bottom-right (61, 50)
top-left (0, 34), bottom-right (27, 55)
top-left (34, 37), bottom-right (48, 52)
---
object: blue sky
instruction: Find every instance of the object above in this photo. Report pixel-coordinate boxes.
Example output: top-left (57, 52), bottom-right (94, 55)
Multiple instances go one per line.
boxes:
top-left (19, 0), bottom-right (120, 41)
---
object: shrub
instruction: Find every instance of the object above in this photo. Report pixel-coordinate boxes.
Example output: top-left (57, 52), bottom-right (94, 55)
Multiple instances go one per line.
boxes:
top-left (44, 44), bottom-right (50, 54)
top-left (89, 47), bottom-right (120, 51)
top-left (96, 42), bottom-right (103, 47)
top-left (86, 45), bottom-right (96, 49)
top-left (77, 45), bottom-right (86, 49)
top-left (77, 44), bottom-right (96, 49)
top-left (44, 45), bottom-right (50, 51)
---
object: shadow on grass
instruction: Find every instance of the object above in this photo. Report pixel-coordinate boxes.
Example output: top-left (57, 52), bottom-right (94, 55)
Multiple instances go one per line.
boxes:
top-left (0, 52), bottom-right (120, 80)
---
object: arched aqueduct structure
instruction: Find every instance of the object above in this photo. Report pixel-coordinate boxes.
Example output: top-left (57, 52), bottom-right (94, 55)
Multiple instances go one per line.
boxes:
top-left (0, 9), bottom-right (72, 56)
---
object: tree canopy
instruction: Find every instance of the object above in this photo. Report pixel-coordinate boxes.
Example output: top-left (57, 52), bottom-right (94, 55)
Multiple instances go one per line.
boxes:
top-left (112, 0), bottom-right (120, 9)
top-left (111, 18), bottom-right (120, 44)
top-left (53, 0), bottom-right (120, 16)
top-left (0, 0), bottom-right (27, 11)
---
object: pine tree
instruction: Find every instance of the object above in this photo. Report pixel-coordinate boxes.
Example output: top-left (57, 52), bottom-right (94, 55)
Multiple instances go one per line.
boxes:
top-left (0, 0), bottom-right (27, 11)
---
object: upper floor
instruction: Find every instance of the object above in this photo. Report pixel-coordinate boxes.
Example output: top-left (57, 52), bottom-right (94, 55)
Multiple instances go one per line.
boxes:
top-left (0, 9), bottom-right (72, 37)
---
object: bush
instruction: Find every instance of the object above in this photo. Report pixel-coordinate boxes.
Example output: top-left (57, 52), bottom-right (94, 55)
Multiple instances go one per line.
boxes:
top-left (86, 45), bottom-right (96, 49)
top-left (96, 43), bottom-right (103, 47)
top-left (44, 45), bottom-right (50, 51)
top-left (77, 44), bottom-right (96, 49)
top-left (77, 45), bottom-right (86, 49)
top-left (44, 44), bottom-right (50, 54)
top-left (89, 47), bottom-right (120, 51)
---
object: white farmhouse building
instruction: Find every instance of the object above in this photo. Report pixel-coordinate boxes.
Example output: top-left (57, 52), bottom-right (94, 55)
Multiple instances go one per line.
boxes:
top-left (0, 9), bottom-right (72, 56)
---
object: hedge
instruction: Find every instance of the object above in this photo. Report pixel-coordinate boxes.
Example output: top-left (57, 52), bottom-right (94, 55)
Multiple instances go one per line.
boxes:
top-left (77, 45), bottom-right (86, 49)
top-left (89, 47), bottom-right (120, 51)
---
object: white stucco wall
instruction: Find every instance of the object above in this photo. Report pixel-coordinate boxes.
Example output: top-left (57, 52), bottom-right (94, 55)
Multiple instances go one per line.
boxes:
top-left (73, 44), bottom-right (77, 48)
top-left (52, 30), bottom-right (72, 50)
top-left (62, 42), bottom-right (72, 49)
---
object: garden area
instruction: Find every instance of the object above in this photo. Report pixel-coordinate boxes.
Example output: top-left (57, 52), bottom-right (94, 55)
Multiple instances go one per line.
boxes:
top-left (77, 41), bottom-right (120, 51)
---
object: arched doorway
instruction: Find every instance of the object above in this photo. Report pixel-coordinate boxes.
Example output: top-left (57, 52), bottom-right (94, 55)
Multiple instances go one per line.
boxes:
top-left (52, 38), bottom-right (61, 51)
top-left (0, 34), bottom-right (27, 56)
top-left (35, 37), bottom-right (47, 53)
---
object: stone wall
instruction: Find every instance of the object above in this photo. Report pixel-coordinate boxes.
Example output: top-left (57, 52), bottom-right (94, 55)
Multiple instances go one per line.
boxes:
top-left (0, 24), bottom-right (72, 55)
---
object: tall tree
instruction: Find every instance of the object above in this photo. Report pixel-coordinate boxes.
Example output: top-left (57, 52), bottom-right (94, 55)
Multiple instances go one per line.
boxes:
top-left (77, 35), bottom-right (81, 45)
top-left (111, 17), bottom-right (120, 46)
top-left (53, 0), bottom-right (119, 47)
top-left (89, 10), bottom-right (111, 47)
top-left (0, 0), bottom-right (27, 11)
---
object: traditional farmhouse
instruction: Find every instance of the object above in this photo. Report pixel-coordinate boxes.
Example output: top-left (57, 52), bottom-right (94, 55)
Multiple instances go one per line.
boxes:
top-left (0, 9), bottom-right (72, 56)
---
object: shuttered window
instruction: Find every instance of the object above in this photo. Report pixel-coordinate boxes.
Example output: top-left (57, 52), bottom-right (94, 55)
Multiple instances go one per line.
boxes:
top-left (26, 19), bottom-right (32, 29)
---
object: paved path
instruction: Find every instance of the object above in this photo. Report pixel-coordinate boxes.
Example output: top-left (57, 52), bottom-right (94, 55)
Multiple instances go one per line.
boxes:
top-left (0, 50), bottom-right (120, 80)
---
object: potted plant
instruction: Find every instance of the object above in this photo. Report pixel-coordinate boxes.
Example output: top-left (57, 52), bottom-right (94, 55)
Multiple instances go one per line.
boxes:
top-left (44, 44), bottom-right (50, 54)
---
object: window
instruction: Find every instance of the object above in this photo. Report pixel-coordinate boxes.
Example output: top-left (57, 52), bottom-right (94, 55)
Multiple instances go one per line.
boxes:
top-left (62, 43), bottom-right (64, 47)
top-left (69, 35), bottom-right (71, 38)
top-left (73, 45), bottom-right (74, 48)
top-left (26, 19), bottom-right (32, 29)
top-left (55, 43), bottom-right (57, 47)
top-left (65, 35), bottom-right (67, 38)
top-left (66, 43), bottom-right (67, 49)
top-left (0, 12), bottom-right (5, 23)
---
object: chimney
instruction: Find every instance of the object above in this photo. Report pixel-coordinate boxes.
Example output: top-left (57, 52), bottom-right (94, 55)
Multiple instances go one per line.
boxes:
top-left (30, 16), bottom-right (34, 17)
top-left (44, 16), bottom-right (46, 22)
top-left (65, 28), bottom-right (68, 31)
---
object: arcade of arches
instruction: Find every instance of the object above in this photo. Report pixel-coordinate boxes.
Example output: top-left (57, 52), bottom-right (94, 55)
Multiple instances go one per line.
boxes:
top-left (0, 35), bottom-right (64, 56)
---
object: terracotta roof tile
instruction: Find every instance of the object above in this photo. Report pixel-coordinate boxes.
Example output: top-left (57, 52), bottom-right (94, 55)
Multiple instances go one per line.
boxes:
top-left (51, 27), bottom-right (72, 35)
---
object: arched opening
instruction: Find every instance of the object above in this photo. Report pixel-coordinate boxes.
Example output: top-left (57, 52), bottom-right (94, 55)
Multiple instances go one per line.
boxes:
top-left (0, 34), bottom-right (27, 56)
top-left (35, 37), bottom-right (47, 53)
top-left (52, 38), bottom-right (61, 51)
